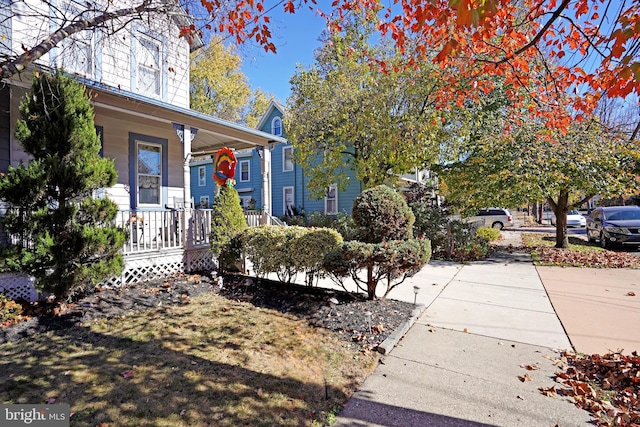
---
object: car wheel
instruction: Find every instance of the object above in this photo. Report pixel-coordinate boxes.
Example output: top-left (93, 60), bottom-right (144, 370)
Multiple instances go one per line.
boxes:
top-left (491, 221), bottom-right (504, 230)
top-left (600, 232), bottom-right (609, 249)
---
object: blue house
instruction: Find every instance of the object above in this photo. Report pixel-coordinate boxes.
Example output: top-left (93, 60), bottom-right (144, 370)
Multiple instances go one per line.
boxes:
top-left (189, 100), bottom-right (435, 219)
top-left (190, 101), bottom-right (362, 218)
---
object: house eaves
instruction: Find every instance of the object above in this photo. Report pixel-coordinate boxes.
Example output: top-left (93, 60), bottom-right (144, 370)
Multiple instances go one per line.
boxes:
top-left (80, 79), bottom-right (287, 152)
top-left (255, 100), bottom-right (286, 131)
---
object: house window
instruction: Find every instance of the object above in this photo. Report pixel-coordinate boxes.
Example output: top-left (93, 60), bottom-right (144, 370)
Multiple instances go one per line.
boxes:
top-left (272, 117), bottom-right (282, 136)
top-left (137, 142), bottom-right (162, 206)
top-left (283, 146), bottom-right (293, 172)
top-left (137, 34), bottom-right (162, 97)
top-left (240, 196), bottom-right (252, 210)
top-left (239, 160), bottom-right (250, 182)
top-left (55, 1), bottom-right (96, 78)
top-left (60, 31), bottom-right (94, 77)
top-left (199, 196), bottom-right (209, 208)
top-left (198, 166), bottom-right (206, 186)
top-left (325, 184), bottom-right (338, 215)
top-left (0, 2), bottom-right (10, 59)
top-left (283, 186), bottom-right (294, 216)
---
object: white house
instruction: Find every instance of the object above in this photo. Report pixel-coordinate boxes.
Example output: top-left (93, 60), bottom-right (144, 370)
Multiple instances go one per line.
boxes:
top-left (0, 0), bottom-right (285, 293)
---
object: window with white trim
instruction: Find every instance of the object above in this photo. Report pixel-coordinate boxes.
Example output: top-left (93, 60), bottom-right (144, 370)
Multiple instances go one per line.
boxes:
top-left (283, 186), bottom-right (294, 216)
top-left (325, 184), bottom-right (338, 215)
top-left (137, 142), bottom-right (162, 206)
top-left (239, 160), bottom-right (250, 182)
top-left (240, 196), bottom-right (252, 210)
top-left (57, 1), bottom-right (95, 77)
top-left (199, 196), bottom-right (209, 208)
top-left (272, 117), bottom-right (282, 136)
top-left (198, 166), bottom-right (206, 186)
top-left (136, 34), bottom-right (162, 97)
top-left (283, 146), bottom-right (293, 172)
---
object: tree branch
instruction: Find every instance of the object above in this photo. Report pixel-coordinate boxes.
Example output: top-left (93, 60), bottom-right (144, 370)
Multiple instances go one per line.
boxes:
top-left (1, 0), bottom-right (161, 79)
top-left (493, 0), bottom-right (571, 65)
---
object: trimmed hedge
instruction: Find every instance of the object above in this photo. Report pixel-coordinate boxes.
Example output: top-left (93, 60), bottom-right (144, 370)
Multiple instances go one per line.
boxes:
top-left (352, 185), bottom-right (415, 243)
top-left (323, 238), bottom-right (431, 299)
top-left (242, 226), bottom-right (343, 284)
top-left (476, 226), bottom-right (501, 242)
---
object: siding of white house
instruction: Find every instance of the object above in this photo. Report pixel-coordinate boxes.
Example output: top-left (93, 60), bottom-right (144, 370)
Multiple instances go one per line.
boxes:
top-left (8, 0), bottom-right (191, 109)
top-left (5, 0), bottom-right (194, 210)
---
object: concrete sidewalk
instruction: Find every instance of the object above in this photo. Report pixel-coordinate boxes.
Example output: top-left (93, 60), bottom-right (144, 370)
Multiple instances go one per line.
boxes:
top-left (332, 248), bottom-right (598, 426)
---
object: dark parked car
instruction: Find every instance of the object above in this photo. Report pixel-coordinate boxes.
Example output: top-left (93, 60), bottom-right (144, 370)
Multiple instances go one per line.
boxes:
top-left (586, 206), bottom-right (640, 249)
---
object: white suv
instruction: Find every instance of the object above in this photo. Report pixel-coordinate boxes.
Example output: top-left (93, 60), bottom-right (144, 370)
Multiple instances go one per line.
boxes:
top-left (467, 208), bottom-right (514, 230)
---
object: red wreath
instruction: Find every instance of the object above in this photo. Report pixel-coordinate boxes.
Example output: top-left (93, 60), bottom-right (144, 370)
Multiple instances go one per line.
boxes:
top-left (213, 147), bottom-right (236, 187)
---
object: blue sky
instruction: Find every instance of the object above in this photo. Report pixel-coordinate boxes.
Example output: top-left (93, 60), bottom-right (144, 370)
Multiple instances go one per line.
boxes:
top-left (238, 5), bottom-right (328, 104)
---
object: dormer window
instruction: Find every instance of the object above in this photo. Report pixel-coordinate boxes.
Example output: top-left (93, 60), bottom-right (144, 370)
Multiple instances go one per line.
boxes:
top-left (132, 27), bottom-right (167, 101)
top-left (272, 117), bottom-right (282, 136)
top-left (55, 1), bottom-right (97, 78)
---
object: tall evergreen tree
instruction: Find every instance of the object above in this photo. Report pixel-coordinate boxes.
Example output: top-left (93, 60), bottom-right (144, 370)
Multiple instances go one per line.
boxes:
top-left (0, 71), bottom-right (125, 300)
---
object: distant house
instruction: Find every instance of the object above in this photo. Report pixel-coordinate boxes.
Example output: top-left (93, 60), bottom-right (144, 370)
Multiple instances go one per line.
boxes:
top-left (0, 0), bottom-right (285, 293)
top-left (192, 101), bottom-right (439, 220)
top-left (192, 101), bottom-right (362, 219)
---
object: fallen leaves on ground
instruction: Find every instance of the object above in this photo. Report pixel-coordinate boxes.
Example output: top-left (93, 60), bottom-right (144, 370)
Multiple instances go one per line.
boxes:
top-left (536, 247), bottom-right (640, 268)
top-left (545, 350), bottom-right (640, 426)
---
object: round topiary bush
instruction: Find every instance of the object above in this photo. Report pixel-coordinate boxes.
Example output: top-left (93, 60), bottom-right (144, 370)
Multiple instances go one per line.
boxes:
top-left (352, 185), bottom-right (415, 243)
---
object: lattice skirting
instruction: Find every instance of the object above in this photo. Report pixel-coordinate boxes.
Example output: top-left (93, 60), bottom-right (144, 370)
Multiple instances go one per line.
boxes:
top-left (0, 248), bottom-right (217, 297)
top-left (185, 247), bottom-right (216, 273)
top-left (0, 273), bottom-right (39, 302)
top-left (101, 248), bottom-right (216, 287)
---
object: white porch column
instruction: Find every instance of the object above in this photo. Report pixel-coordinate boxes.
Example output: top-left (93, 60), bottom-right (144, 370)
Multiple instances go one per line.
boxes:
top-left (174, 123), bottom-right (197, 247)
top-left (259, 145), bottom-right (272, 225)
top-left (182, 127), bottom-right (192, 247)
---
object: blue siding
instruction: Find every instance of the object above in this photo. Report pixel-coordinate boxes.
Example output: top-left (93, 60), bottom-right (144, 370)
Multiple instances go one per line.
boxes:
top-left (189, 102), bottom-right (365, 217)
top-left (190, 161), bottom-right (215, 208)
top-left (258, 107), bottom-right (285, 136)
top-left (235, 151), bottom-right (263, 209)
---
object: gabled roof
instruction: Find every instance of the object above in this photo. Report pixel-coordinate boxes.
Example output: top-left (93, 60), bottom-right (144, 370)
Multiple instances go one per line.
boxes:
top-left (255, 100), bottom-right (286, 131)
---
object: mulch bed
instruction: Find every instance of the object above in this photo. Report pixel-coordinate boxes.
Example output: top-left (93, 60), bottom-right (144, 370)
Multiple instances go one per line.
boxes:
top-left (0, 273), bottom-right (417, 353)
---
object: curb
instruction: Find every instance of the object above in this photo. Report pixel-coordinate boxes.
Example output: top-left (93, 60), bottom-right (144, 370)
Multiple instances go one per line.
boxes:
top-left (377, 303), bottom-right (426, 355)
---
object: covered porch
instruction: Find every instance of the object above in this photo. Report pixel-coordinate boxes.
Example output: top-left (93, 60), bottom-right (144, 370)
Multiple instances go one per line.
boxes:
top-left (84, 82), bottom-right (287, 286)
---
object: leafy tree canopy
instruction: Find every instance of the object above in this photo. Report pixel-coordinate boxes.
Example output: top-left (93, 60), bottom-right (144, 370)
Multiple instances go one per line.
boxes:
top-left (190, 36), bottom-right (276, 126)
top-left (285, 16), bottom-right (446, 198)
top-left (2, 0), bottom-right (637, 129)
top-left (438, 119), bottom-right (640, 247)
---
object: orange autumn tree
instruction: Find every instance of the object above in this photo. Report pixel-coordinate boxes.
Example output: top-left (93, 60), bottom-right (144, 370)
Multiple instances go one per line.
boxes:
top-left (2, 0), bottom-right (638, 125)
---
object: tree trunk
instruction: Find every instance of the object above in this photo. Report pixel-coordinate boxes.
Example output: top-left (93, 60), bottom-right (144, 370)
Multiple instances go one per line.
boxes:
top-left (551, 191), bottom-right (570, 248)
top-left (366, 264), bottom-right (376, 300)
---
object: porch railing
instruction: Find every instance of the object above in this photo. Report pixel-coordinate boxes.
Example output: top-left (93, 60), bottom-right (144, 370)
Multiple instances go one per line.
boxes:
top-left (118, 209), bottom-right (185, 253)
top-left (1, 208), bottom-right (280, 258)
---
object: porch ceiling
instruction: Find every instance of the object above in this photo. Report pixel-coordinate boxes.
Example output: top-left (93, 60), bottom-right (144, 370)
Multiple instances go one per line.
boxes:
top-left (88, 84), bottom-right (286, 153)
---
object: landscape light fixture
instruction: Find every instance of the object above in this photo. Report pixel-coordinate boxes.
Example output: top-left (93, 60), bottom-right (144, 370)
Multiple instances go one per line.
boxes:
top-left (413, 285), bottom-right (420, 305)
top-left (328, 297), bottom-right (339, 317)
top-left (364, 311), bottom-right (373, 334)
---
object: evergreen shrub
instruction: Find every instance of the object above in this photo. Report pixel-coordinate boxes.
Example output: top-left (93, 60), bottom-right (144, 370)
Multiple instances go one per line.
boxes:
top-left (352, 185), bottom-right (415, 243)
top-left (242, 226), bottom-right (342, 284)
top-left (0, 71), bottom-right (125, 300)
top-left (210, 186), bottom-right (248, 272)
